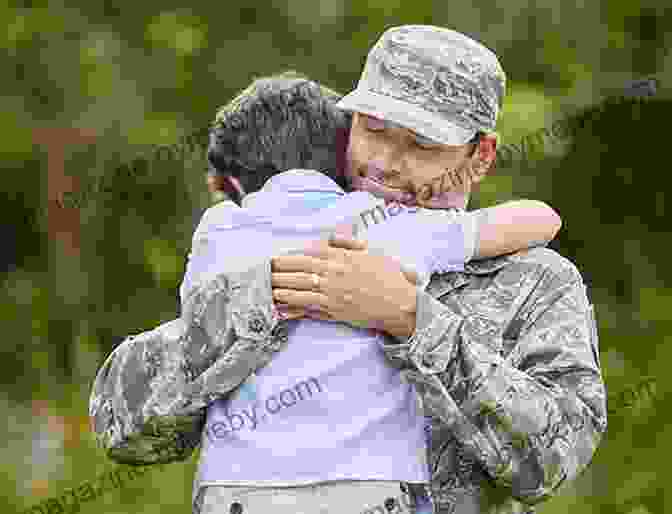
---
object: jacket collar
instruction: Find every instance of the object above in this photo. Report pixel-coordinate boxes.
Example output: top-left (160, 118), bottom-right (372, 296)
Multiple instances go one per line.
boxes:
top-left (464, 254), bottom-right (514, 275)
top-left (426, 254), bottom-right (513, 298)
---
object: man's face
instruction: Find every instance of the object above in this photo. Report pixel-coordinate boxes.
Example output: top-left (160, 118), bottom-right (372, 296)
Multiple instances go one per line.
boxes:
top-left (345, 112), bottom-right (496, 208)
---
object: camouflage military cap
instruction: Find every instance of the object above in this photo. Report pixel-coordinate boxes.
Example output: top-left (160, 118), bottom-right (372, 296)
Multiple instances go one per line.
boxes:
top-left (336, 25), bottom-right (506, 145)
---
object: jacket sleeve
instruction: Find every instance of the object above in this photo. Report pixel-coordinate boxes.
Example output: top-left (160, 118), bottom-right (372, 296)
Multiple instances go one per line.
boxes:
top-left (379, 248), bottom-right (607, 505)
top-left (89, 260), bottom-right (285, 466)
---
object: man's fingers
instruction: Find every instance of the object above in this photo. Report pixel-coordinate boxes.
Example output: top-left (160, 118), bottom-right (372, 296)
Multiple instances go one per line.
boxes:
top-left (272, 289), bottom-right (329, 309)
top-left (328, 233), bottom-right (367, 251)
top-left (271, 255), bottom-right (330, 274)
top-left (283, 241), bottom-right (354, 262)
top-left (272, 272), bottom-right (323, 291)
top-left (401, 268), bottom-right (419, 285)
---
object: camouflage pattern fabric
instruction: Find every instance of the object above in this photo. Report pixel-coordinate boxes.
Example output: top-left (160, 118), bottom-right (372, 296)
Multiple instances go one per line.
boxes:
top-left (89, 246), bottom-right (607, 514)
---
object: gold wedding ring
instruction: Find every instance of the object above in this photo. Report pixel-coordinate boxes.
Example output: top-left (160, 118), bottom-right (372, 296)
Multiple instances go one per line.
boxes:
top-left (311, 273), bottom-right (320, 291)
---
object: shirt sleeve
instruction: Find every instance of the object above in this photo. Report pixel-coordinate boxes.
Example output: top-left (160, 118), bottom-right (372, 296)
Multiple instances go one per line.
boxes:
top-left (457, 209), bottom-right (479, 262)
top-left (415, 208), bottom-right (480, 272)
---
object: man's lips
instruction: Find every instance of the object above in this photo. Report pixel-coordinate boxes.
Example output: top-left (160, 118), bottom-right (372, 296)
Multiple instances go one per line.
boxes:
top-left (350, 174), bottom-right (417, 204)
top-left (351, 173), bottom-right (467, 209)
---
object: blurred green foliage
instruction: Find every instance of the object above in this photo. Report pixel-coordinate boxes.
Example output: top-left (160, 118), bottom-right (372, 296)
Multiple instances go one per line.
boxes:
top-left (2, 1), bottom-right (670, 513)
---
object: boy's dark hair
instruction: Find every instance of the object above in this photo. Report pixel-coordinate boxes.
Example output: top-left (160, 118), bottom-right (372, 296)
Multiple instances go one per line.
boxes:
top-left (207, 71), bottom-right (352, 203)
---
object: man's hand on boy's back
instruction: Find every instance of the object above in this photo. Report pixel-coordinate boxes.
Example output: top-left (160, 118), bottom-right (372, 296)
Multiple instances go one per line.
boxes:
top-left (271, 230), bottom-right (419, 336)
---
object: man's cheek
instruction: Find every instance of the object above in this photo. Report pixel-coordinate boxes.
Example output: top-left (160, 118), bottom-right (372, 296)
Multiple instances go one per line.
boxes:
top-left (344, 146), bottom-right (360, 183)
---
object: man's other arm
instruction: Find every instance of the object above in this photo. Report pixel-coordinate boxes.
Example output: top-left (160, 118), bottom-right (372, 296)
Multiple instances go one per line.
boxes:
top-left (380, 248), bottom-right (607, 505)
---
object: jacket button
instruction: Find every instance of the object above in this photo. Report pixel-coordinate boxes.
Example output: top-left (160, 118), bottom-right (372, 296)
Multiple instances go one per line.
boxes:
top-left (384, 497), bottom-right (398, 511)
top-left (229, 501), bottom-right (243, 514)
top-left (248, 315), bottom-right (265, 334)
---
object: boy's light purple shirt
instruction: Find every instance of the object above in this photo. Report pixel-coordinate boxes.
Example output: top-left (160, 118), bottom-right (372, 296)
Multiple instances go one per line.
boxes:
top-left (181, 169), bottom-right (468, 490)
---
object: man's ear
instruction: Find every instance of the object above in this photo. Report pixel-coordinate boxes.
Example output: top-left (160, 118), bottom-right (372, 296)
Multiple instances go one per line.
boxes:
top-left (468, 133), bottom-right (498, 184)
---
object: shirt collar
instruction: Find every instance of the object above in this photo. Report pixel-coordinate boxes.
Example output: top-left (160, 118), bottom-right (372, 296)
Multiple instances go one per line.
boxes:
top-left (259, 169), bottom-right (344, 195)
top-left (242, 169), bottom-right (345, 211)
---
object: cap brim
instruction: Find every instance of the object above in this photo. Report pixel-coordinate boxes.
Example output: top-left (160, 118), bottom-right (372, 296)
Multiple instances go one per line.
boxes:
top-left (335, 89), bottom-right (476, 146)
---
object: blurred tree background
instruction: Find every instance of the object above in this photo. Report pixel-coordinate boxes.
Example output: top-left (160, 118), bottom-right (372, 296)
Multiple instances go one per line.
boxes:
top-left (2, 1), bottom-right (670, 513)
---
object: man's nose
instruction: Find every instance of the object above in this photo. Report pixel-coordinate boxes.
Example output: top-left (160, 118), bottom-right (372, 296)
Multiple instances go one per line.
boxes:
top-left (372, 145), bottom-right (405, 181)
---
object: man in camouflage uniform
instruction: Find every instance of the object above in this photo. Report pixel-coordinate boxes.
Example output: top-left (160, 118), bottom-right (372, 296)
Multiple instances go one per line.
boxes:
top-left (90, 26), bottom-right (607, 514)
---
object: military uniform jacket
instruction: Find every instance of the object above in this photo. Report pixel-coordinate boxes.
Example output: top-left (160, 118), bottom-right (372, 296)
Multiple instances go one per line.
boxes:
top-left (89, 246), bottom-right (607, 514)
